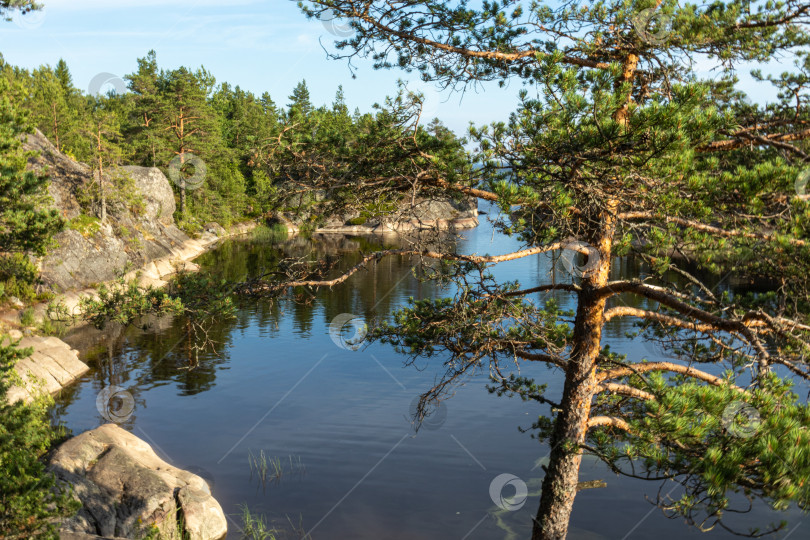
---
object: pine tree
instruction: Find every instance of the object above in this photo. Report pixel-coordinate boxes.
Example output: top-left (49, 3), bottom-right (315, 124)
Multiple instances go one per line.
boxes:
top-left (156, 65), bottom-right (217, 216)
top-left (0, 73), bottom-right (63, 254)
top-left (291, 1), bottom-right (810, 538)
top-left (287, 79), bottom-right (313, 120)
top-left (0, 4), bottom-right (76, 535)
top-left (125, 50), bottom-right (165, 167)
top-left (82, 104), bottom-right (123, 223)
top-left (29, 66), bottom-right (72, 153)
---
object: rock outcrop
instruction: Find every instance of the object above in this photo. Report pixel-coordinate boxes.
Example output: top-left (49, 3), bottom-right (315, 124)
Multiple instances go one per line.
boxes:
top-left (50, 424), bottom-right (227, 540)
top-left (23, 129), bottom-right (224, 292)
top-left (3, 332), bottom-right (89, 404)
top-left (270, 195), bottom-right (478, 236)
top-left (319, 196), bottom-right (478, 234)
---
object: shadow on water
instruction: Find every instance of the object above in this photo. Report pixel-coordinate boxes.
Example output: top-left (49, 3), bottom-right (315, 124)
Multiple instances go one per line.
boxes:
top-left (51, 206), bottom-right (806, 539)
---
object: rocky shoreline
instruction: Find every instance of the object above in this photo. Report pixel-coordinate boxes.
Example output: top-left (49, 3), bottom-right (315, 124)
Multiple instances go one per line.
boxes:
top-left (272, 193), bottom-right (479, 237)
top-left (2, 331), bottom-right (88, 404)
top-left (51, 424), bottom-right (227, 540)
top-left (0, 129), bottom-right (482, 540)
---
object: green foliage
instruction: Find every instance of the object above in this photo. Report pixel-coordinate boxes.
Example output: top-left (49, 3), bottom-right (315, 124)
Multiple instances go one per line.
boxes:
top-left (292, 1), bottom-right (810, 535)
top-left (0, 335), bottom-right (79, 539)
top-left (588, 373), bottom-right (810, 530)
top-left (239, 505), bottom-right (278, 540)
top-left (67, 213), bottom-right (101, 237)
top-left (259, 81), bottom-right (471, 225)
top-left (250, 223), bottom-right (288, 243)
top-left (76, 271), bottom-right (237, 366)
top-left (0, 253), bottom-right (36, 285)
top-left (0, 63), bottom-right (64, 255)
top-left (78, 278), bottom-right (185, 329)
top-left (18, 307), bottom-right (35, 326)
top-left (2, 47), bottom-right (470, 230)
top-left (0, 253), bottom-right (39, 304)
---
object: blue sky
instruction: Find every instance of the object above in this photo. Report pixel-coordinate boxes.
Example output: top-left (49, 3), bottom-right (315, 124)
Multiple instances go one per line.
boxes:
top-left (0, 0), bottom-right (785, 136)
top-left (0, 0), bottom-right (521, 135)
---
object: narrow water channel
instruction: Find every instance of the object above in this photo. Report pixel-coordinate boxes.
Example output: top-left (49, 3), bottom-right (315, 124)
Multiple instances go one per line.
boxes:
top-left (51, 203), bottom-right (805, 539)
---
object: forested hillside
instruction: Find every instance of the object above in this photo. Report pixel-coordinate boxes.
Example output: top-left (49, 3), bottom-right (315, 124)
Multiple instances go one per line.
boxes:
top-left (0, 51), bottom-right (467, 232)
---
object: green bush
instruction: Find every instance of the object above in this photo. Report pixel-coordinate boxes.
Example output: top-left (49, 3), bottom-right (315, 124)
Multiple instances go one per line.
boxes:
top-left (176, 216), bottom-right (204, 237)
top-left (0, 336), bottom-right (79, 538)
top-left (19, 308), bottom-right (35, 326)
top-left (0, 254), bottom-right (37, 285)
top-left (0, 254), bottom-right (39, 304)
top-left (251, 223), bottom-right (288, 243)
top-left (37, 317), bottom-right (66, 337)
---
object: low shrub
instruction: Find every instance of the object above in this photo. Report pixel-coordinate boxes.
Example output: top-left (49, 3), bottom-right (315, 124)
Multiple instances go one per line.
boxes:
top-left (0, 254), bottom-right (39, 304)
top-left (0, 336), bottom-right (79, 538)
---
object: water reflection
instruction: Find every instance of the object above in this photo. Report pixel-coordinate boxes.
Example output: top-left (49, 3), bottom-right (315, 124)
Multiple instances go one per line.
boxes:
top-left (50, 208), bottom-right (805, 540)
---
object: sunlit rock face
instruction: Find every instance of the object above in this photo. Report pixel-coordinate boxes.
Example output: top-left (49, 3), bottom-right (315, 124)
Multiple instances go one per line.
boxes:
top-left (23, 129), bottom-right (199, 292)
top-left (3, 334), bottom-right (88, 404)
top-left (50, 424), bottom-right (227, 540)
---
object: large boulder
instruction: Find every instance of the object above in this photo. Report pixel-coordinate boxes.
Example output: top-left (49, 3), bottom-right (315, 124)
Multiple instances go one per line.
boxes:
top-left (22, 129), bottom-right (203, 292)
top-left (50, 424), bottom-right (227, 540)
top-left (119, 166), bottom-right (176, 225)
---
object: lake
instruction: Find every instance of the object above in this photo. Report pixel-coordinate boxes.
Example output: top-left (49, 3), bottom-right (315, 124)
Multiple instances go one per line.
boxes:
top-left (51, 203), bottom-right (805, 539)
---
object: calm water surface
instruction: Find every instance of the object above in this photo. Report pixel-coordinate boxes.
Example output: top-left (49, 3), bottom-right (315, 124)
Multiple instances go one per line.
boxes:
top-left (52, 204), bottom-right (805, 539)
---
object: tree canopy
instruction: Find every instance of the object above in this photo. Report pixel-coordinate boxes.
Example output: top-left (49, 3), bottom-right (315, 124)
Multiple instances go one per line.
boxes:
top-left (241, 1), bottom-right (810, 538)
top-left (0, 65), bottom-right (63, 255)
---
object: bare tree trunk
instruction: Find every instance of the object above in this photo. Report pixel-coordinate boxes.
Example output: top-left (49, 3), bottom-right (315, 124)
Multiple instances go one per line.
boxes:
top-left (532, 204), bottom-right (617, 540)
top-left (95, 126), bottom-right (106, 223)
top-left (98, 169), bottom-right (106, 222)
top-left (51, 102), bottom-right (60, 152)
top-left (179, 150), bottom-right (187, 215)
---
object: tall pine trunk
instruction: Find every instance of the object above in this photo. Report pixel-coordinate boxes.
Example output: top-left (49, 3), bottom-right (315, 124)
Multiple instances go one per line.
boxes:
top-left (179, 151), bottom-right (187, 215)
top-left (532, 204), bottom-right (617, 539)
top-left (51, 102), bottom-right (60, 152)
top-left (95, 126), bottom-right (106, 223)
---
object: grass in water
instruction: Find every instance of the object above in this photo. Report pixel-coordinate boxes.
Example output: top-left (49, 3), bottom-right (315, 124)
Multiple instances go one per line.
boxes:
top-left (248, 451), bottom-right (305, 489)
top-left (239, 504), bottom-right (278, 540)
